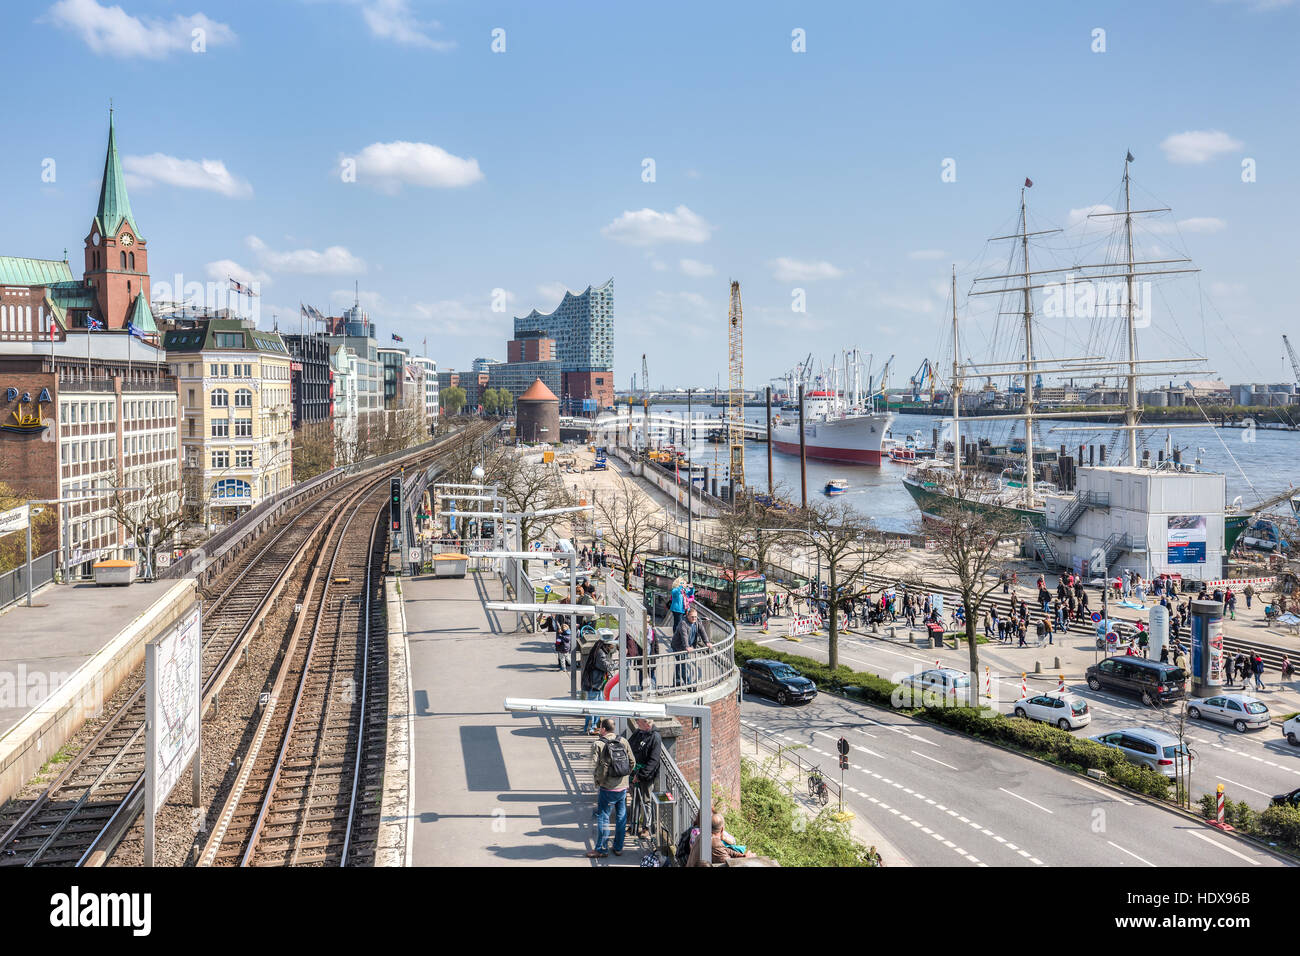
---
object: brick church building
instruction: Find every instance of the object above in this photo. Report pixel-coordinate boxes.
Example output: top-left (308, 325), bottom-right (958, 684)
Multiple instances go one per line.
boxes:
top-left (0, 113), bottom-right (179, 579)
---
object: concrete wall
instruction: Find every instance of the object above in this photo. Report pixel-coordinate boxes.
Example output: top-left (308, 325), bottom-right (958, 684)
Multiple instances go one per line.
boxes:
top-left (0, 578), bottom-right (197, 807)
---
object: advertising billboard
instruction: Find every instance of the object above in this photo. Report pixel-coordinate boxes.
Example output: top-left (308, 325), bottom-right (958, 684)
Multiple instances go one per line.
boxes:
top-left (1166, 514), bottom-right (1207, 564)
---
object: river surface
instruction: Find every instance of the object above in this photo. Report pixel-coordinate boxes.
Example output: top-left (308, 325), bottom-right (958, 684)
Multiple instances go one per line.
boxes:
top-left (631, 404), bottom-right (1300, 534)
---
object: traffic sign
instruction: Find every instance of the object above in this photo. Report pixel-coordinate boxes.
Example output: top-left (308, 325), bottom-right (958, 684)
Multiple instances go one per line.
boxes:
top-left (839, 754), bottom-right (849, 770)
top-left (543, 584), bottom-right (552, 594)
top-left (837, 736), bottom-right (849, 756)
top-left (1091, 612), bottom-right (1101, 623)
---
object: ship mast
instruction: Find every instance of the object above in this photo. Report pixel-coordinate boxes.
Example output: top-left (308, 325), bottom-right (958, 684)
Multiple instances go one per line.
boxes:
top-left (1123, 156), bottom-right (1139, 466)
top-left (1020, 189), bottom-right (1036, 502)
top-left (951, 265), bottom-right (961, 481)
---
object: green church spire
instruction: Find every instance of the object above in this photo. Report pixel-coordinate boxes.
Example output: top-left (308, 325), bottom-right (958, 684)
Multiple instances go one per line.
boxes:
top-left (95, 110), bottom-right (141, 239)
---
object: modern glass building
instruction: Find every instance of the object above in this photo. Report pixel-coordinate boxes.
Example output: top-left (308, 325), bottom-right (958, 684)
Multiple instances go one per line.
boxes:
top-left (512, 278), bottom-right (613, 414)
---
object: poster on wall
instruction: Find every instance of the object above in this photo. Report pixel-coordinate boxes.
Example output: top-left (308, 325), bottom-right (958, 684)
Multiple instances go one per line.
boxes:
top-left (1166, 514), bottom-right (1207, 564)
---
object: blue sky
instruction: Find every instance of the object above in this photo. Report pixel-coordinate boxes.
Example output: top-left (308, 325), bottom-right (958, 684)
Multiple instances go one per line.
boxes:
top-left (2, 0), bottom-right (1297, 388)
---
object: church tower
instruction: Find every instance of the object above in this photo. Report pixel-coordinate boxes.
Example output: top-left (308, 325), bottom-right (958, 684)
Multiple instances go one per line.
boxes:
top-left (83, 112), bottom-right (150, 330)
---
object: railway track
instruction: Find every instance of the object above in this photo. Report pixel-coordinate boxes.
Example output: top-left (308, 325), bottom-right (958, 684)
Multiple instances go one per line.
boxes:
top-left (0, 422), bottom-right (492, 867)
top-left (199, 482), bottom-right (387, 866)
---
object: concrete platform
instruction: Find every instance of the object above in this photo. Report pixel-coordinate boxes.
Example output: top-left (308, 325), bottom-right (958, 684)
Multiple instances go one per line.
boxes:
top-left (403, 569), bottom-right (643, 866)
top-left (0, 578), bottom-right (197, 805)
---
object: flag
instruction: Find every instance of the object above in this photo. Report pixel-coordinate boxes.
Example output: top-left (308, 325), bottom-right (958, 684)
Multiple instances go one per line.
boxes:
top-left (1126, 151), bottom-right (1135, 163)
top-left (126, 320), bottom-right (147, 340)
top-left (1024, 177), bottom-right (1033, 188)
top-left (229, 276), bottom-right (259, 297)
top-left (392, 332), bottom-right (404, 342)
top-left (87, 316), bottom-right (104, 331)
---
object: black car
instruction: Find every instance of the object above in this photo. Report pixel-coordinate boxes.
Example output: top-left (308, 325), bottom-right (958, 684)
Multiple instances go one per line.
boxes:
top-left (1272, 787), bottom-right (1300, 809)
top-left (1085, 656), bottom-right (1187, 705)
top-left (740, 659), bottom-right (817, 705)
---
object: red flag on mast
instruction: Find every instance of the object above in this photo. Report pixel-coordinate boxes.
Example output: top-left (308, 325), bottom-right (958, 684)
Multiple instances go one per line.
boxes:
top-left (1024, 177), bottom-right (1033, 188)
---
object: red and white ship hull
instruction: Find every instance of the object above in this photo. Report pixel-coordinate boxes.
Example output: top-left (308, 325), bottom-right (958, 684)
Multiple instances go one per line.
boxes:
top-left (771, 412), bottom-right (895, 465)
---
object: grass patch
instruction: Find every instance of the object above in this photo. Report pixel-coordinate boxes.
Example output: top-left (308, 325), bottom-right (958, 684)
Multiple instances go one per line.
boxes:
top-left (727, 758), bottom-right (879, 867)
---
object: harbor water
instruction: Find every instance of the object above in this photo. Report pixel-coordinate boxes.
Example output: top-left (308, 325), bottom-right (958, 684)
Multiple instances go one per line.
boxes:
top-left (635, 405), bottom-right (1299, 533)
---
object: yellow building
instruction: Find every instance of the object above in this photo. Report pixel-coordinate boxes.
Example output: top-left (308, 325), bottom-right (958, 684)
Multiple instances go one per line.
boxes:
top-left (164, 317), bottom-right (293, 525)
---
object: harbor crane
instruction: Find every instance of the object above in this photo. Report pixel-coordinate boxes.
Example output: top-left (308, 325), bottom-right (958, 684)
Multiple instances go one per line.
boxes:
top-left (1284, 334), bottom-right (1300, 387)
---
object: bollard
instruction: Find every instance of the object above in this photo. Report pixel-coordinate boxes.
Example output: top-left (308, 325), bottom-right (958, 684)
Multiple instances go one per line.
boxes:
top-left (1020, 673), bottom-right (1028, 697)
top-left (1057, 674), bottom-right (1065, 693)
top-left (909, 630), bottom-right (916, 644)
top-left (1217, 784), bottom-right (1225, 826)
top-left (1034, 660), bottom-right (1042, 674)
top-left (1054, 656), bottom-right (1061, 669)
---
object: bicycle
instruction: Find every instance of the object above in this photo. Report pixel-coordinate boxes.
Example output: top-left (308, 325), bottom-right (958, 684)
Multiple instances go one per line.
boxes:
top-left (807, 768), bottom-right (829, 806)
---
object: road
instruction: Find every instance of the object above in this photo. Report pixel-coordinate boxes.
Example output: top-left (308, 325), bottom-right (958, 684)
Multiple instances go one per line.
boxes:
top-left (744, 626), bottom-right (1300, 815)
top-left (740, 689), bottom-right (1288, 867)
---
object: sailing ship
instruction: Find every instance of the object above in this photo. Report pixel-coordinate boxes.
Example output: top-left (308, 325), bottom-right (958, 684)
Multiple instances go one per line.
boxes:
top-left (902, 157), bottom-right (1251, 552)
top-left (771, 350), bottom-right (895, 464)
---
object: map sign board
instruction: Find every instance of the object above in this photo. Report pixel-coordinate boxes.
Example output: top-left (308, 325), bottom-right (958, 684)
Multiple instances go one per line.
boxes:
top-left (1166, 514), bottom-right (1207, 565)
top-left (0, 504), bottom-right (30, 536)
top-left (146, 604), bottom-right (202, 840)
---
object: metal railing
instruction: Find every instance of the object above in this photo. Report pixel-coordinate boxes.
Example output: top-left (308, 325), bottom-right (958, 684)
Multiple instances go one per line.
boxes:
top-left (652, 744), bottom-right (699, 855)
top-left (0, 551), bottom-right (57, 611)
top-left (621, 587), bottom-right (737, 700)
top-left (748, 723), bottom-right (842, 806)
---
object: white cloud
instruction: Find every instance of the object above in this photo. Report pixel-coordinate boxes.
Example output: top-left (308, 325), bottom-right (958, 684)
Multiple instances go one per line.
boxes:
top-left (123, 153), bottom-right (252, 198)
top-left (1160, 130), bottom-right (1244, 164)
top-left (247, 235), bottom-right (365, 275)
top-left (204, 259), bottom-right (270, 287)
top-left (45, 0), bottom-right (236, 58)
top-left (601, 205), bottom-right (713, 245)
top-left (770, 257), bottom-right (844, 282)
top-left (536, 282), bottom-right (570, 305)
top-left (360, 0), bottom-right (454, 50)
top-left (1146, 216), bottom-right (1228, 235)
top-left (908, 249), bottom-right (947, 261)
top-left (679, 258), bottom-right (715, 277)
top-left (346, 141), bottom-right (484, 192)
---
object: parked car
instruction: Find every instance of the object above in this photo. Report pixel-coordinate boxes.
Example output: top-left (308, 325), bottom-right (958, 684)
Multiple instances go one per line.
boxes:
top-left (898, 668), bottom-right (973, 705)
top-left (1089, 727), bottom-right (1194, 778)
top-left (1012, 692), bottom-right (1092, 730)
top-left (1085, 656), bottom-right (1187, 705)
top-left (1271, 787), bottom-right (1300, 809)
top-left (1186, 694), bottom-right (1271, 732)
top-left (740, 658), bottom-right (817, 705)
top-left (1285, 715), bottom-right (1300, 747)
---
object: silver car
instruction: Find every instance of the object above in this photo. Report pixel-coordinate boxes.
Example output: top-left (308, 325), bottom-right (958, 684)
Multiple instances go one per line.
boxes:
top-left (1187, 694), bottom-right (1271, 732)
top-left (1089, 727), bottom-right (1194, 778)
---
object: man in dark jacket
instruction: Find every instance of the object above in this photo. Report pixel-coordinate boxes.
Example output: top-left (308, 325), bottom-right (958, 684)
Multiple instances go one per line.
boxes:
top-left (629, 718), bottom-right (663, 837)
top-left (672, 607), bottom-right (710, 687)
top-left (581, 636), bottom-right (614, 734)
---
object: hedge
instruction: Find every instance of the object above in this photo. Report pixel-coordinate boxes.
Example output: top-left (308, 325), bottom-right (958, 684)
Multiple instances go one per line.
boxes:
top-left (1196, 794), bottom-right (1300, 854)
top-left (736, 639), bottom-right (1173, 800)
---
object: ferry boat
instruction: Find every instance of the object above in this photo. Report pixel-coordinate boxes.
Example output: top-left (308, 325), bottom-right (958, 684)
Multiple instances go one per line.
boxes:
top-left (824, 479), bottom-right (848, 496)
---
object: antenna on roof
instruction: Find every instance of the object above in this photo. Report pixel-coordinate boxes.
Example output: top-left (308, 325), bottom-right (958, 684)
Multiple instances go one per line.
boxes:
top-left (354, 280), bottom-right (359, 308)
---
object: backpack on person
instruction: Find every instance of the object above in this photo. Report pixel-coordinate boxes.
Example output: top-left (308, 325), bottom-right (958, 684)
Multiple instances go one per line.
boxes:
top-left (603, 735), bottom-right (633, 779)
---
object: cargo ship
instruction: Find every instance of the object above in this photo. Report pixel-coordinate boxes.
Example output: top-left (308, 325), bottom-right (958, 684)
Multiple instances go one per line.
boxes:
top-left (771, 351), bottom-right (894, 465)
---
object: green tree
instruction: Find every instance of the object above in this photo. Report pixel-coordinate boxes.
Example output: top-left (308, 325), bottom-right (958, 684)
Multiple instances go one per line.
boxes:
top-left (440, 385), bottom-right (467, 415)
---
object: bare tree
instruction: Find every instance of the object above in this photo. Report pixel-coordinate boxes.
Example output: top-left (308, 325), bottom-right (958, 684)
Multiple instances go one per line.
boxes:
top-left (0, 480), bottom-right (57, 574)
top-left (912, 477), bottom-right (1025, 694)
top-left (107, 464), bottom-right (190, 580)
top-left (292, 420), bottom-right (335, 482)
top-left (799, 498), bottom-right (900, 669)
top-left (591, 480), bottom-right (662, 589)
top-left (483, 446), bottom-right (573, 556)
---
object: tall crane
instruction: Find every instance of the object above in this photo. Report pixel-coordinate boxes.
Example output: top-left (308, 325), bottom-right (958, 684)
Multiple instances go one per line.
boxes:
top-left (1285, 335), bottom-right (1300, 387)
top-left (727, 281), bottom-right (746, 489)
top-left (641, 353), bottom-right (651, 449)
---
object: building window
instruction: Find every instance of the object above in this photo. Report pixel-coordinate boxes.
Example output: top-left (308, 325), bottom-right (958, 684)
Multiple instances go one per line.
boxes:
top-left (129, 252), bottom-right (135, 271)
top-left (212, 389), bottom-right (229, 407)
top-left (235, 449), bottom-right (253, 468)
top-left (212, 478), bottom-right (251, 500)
top-left (234, 419), bottom-right (252, 437)
top-left (120, 251), bottom-right (126, 270)
top-left (234, 388), bottom-right (253, 407)
top-left (213, 451), bottom-right (229, 469)
top-left (212, 420), bottom-right (229, 438)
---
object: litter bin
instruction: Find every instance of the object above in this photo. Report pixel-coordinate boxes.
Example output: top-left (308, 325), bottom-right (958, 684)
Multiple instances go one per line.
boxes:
top-left (926, 622), bottom-right (944, 649)
top-left (433, 553), bottom-right (468, 578)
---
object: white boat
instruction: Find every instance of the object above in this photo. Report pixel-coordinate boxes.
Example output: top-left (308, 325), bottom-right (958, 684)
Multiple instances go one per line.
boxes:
top-left (824, 479), bottom-right (848, 495)
top-left (771, 352), bottom-right (895, 465)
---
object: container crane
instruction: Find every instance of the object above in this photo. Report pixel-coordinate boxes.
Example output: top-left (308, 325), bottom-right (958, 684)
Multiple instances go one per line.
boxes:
top-left (727, 281), bottom-right (746, 489)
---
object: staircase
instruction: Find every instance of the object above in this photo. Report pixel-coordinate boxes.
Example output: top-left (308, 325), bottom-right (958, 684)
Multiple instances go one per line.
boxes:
top-left (1047, 490), bottom-right (1110, 535)
top-left (1101, 531), bottom-right (1130, 567)
top-left (1029, 526), bottom-right (1061, 570)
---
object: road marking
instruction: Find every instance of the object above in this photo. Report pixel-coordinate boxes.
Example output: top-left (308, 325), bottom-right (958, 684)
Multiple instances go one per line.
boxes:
top-left (1215, 775), bottom-right (1269, 797)
top-left (1071, 778), bottom-right (1135, 806)
top-left (998, 787), bottom-right (1055, 814)
top-left (911, 750), bottom-right (959, 770)
top-left (1106, 840), bottom-right (1156, 867)
top-left (754, 637), bottom-right (784, 645)
top-left (1185, 828), bottom-right (1260, 865)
